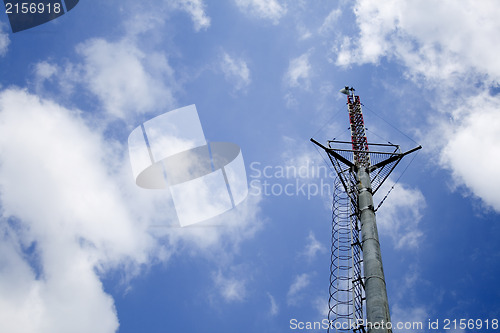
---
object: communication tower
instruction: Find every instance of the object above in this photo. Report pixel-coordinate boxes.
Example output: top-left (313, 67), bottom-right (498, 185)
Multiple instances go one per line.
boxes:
top-left (311, 87), bottom-right (421, 333)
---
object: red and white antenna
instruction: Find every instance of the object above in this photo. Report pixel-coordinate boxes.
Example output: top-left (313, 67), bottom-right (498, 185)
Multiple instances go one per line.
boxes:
top-left (311, 87), bottom-right (421, 333)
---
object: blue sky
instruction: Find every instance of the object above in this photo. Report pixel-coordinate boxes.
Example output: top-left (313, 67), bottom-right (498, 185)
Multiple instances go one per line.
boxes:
top-left (1, 1), bottom-right (500, 332)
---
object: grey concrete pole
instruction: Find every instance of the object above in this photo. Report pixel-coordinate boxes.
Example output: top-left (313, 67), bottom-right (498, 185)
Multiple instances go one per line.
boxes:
top-left (357, 167), bottom-right (392, 333)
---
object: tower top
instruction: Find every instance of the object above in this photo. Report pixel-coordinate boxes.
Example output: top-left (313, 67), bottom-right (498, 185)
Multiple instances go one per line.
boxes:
top-left (310, 87), bottom-right (421, 195)
top-left (339, 86), bottom-right (355, 96)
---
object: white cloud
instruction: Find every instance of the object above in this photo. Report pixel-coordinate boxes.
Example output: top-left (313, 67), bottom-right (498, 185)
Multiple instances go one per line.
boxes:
top-left (337, 0), bottom-right (500, 85)
top-left (0, 87), bottom-right (262, 332)
top-left (297, 25), bottom-right (312, 41)
top-left (235, 0), bottom-right (287, 25)
top-left (374, 181), bottom-right (426, 249)
top-left (115, 0), bottom-right (209, 37)
top-left (0, 2), bottom-right (264, 330)
top-left (319, 8), bottom-right (341, 35)
top-left (172, 0), bottom-right (211, 31)
top-left (33, 62), bottom-right (60, 93)
top-left (267, 292), bottom-right (279, 316)
top-left (287, 273), bottom-right (310, 306)
top-left (220, 52), bottom-right (251, 91)
top-left (284, 52), bottom-right (312, 89)
top-left (29, 8), bottom-right (179, 119)
top-left (302, 231), bottom-right (326, 261)
top-left (0, 88), bottom-right (157, 333)
top-left (213, 270), bottom-right (246, 302)
top-left (33, 38), bottom-right (177, 119)
top-left (437, 94), bottom-right (500, 212)
top-left (337, 1), bottom-right (500, 212)
top-left (74, 38), bottom-right (176, 119)
top-left (34, 62), bottom-right (58, 80)
top-left (0, 23), bottom-right (9, 57)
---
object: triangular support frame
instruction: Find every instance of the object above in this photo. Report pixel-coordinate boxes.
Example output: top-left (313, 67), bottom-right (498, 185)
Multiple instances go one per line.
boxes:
top-left (311, 138), bottom-right (421, 202)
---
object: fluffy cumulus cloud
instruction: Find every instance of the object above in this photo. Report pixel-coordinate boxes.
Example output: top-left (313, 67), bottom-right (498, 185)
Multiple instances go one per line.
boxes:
top-left (33, 39), bottom-right (177, 119)
top-left (0, 86), bottom-right (261, 332)
top-left (0, 88), bottom-right (160, 333)
top-left (235, 0), bottom-right (287, 25)
top-left (34, 61), bottom-right (58, 80)
top-left (337, 0), bottom-right (500, 84)
top-left (438, 94), bottom-right (500, 212)
top-left (337, 0), bottom-right (500, 212)
top-left (0, 2), bottom-right (262, 331)
top-left (220, 52), bottom-right (251, 91)
top-left (284, 52), bottom-right (312, 89)
top-left (76, 38), bottom-right (176, 119)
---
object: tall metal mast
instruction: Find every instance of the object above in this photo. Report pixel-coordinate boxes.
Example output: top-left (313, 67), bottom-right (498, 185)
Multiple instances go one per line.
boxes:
top-left (311, 87), bottom-right (421, 333)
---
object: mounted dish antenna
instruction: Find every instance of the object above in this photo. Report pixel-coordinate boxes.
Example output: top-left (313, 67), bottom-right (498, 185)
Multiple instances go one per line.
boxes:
top-left (339, 86), bottom-right (354, 96)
